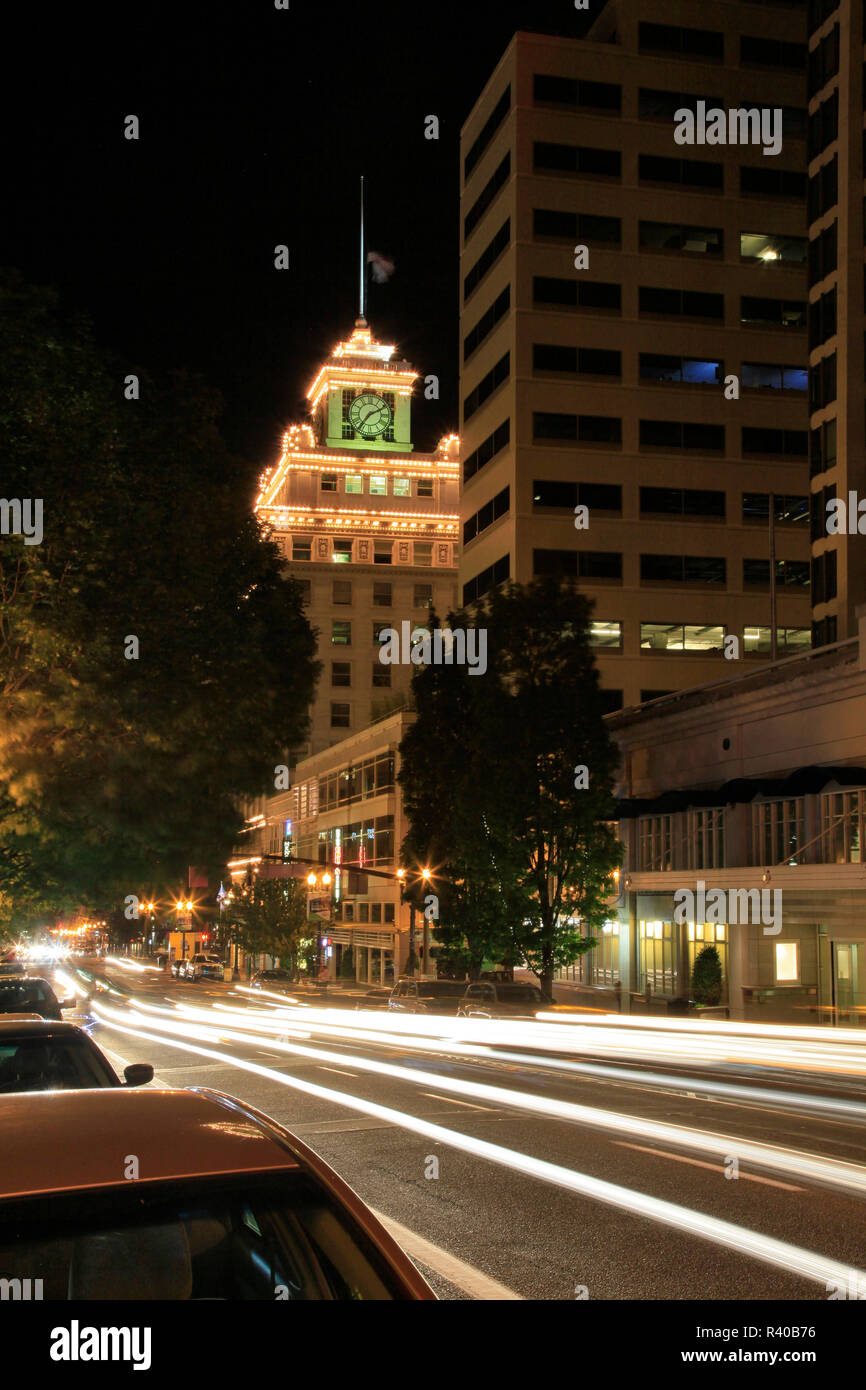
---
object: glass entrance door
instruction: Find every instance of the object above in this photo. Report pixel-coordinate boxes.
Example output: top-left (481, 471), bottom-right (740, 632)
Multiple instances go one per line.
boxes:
top-left (833, 942), bottom-right (866, 1026)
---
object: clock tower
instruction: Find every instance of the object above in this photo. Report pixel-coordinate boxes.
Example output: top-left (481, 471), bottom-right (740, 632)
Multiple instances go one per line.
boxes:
top-left (307, 317), bottom-right (416, 452)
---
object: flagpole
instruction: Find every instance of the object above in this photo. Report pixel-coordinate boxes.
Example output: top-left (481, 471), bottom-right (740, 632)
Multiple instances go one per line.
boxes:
top-left (359, 175), bottom-right (365, 321)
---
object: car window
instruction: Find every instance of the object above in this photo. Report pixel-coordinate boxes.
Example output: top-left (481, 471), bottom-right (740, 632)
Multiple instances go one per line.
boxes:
top-left (494, 986), bottom-right (545, 1003)
top-left (0, 1036), bottom-right (117, 1092)
top-left (417, 983), bottom-right (466, 999)
top-left (0, 982), bottom-right (49, 1009)
top-left (481, 986), bottom-right (495, 1000)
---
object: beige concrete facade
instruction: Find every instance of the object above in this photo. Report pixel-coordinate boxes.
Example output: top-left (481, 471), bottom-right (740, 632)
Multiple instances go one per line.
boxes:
top-left (808, 0), bottom-right (865, 642)
top-left (232, 710), bottom-right (426, 985)
top-left (459, 10), bottom-right (813, 710)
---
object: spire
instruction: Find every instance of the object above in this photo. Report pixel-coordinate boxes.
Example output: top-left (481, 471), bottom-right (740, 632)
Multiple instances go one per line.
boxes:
top-left (357, 175), bottom-right (367, 325)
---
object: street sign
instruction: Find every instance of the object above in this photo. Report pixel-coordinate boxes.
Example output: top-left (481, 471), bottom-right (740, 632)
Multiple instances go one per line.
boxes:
top-left (176, 916), bottom-right (191, 929)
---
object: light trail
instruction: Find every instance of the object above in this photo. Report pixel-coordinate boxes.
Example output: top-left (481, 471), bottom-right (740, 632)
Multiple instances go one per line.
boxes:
top-left (91, 1003), bottom-right (866, 1296)
top-left (93, 1000), bottom-right (866, 1197)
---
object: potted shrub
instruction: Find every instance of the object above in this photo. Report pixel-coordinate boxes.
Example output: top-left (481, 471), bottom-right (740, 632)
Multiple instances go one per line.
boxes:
top-left (691, 944), bottom-right (723, 1007)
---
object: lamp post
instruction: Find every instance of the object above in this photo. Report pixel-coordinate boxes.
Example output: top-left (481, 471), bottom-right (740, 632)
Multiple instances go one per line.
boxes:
top-left (306, 870), bottom-right (333, 983)
top-left (175, 898), bottom-right (194, 967)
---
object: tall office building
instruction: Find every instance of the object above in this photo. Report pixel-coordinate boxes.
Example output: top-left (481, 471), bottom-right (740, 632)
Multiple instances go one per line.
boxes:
top-left (807, 0), bottom-right (864, 644)
top-left (255, 317), bottom-right (459, 756)
top-left (459, 3), bottom-right (814, 710)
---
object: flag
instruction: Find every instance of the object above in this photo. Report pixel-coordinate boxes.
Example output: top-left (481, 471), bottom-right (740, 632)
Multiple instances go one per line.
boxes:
top-left (188, 866), bottom-right (209, 889)
top-left (367, 250), bottom-right (395, 284)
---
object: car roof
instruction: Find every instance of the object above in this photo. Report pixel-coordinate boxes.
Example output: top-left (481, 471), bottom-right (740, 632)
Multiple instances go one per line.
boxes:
top-left (0, 974), bottom-right (55, 986)
top-left (0, 1088), bottom-right (301, 1199)
top-left (0, 1019), bottom-right (86, 1038)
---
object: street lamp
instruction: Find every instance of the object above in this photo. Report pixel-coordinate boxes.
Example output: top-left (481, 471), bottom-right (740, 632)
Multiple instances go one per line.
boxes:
top-left (306, 871), bottom-right (333, 983)
top-left (175, 898), bottom-right (194, 966)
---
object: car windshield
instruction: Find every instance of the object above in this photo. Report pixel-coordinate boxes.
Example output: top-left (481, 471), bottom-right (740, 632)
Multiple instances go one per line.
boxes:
top-left (417, 983), bottom-right (466, 999)
top-left (495, 986), bottom-right (545, 1003)
top-left (0, 1172), bottom-right (410, 1300)
top-left (0, 1035), bottom-right (117, 1092)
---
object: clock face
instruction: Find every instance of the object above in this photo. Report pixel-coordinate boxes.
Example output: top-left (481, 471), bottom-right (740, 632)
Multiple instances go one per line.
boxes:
top-left (349, 392), bottom-right (392, 440)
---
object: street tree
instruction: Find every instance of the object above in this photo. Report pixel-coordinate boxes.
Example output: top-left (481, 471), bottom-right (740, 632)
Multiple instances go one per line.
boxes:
top-left (399, 578), bottom-right (622, 998)
top-left (0, 271), bottom-right (320, 929)
top-left (231, 876), bottom-right (311, 979)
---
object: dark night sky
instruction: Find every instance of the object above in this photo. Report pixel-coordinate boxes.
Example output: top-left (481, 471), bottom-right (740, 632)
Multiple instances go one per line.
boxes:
top-left (2, 1), bottom-right (594, 472)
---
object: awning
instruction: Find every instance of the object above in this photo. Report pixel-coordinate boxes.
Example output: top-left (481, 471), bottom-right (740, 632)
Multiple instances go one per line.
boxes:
top-left (615, 765), bottom-right (866, 819)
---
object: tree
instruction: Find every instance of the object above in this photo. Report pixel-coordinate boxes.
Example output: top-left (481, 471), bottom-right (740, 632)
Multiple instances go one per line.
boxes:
top-left (691, 945), bottom-right (723, 1006)
top-left (398, 579), bottom-right (622, 998)
top-left (0, 271), bottom-right (320, 928)
top-left (231, 876), bottom-right (311, 979)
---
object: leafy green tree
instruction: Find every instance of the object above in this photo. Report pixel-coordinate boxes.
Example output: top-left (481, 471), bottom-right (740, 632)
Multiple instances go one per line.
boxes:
top-left (231, 876), bottom-right (311, 980)
top-left (399, 579), bottom-right (622, 998)
top-left (691, 945), bottom-right (723, 1006)
top-left (0, 271), bottom-right (319, 928)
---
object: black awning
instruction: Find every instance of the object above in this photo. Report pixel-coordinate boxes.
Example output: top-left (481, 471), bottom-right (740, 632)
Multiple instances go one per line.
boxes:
top-left (615, 765), bottom-right (866, 819)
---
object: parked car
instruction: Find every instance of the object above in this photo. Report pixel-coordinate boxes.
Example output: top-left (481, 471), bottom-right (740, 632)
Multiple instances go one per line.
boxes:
top-left (181, 954), bottom-right (223, 982)
top-left (388, 979), bottom-right (467, 1015)
top-left (0, 974), bottom-right (69, 1022)
top-left (250, 969), bottom-right (296, 994)
top-left (0, 1088), bottom-right (435, 1299)
top-left (0, 1019), bottom-right (153, 1092)
top-left (456, 982), bottom-right (547, 1020)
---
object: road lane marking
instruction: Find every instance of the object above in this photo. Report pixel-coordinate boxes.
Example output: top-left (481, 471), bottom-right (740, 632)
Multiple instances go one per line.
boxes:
top-left (318, 1066), bottom-right (359, 1078)
top-left (369, 1209), bottom-right (523, 1301)
top-left (614, 1142), bottom-right (805, 1191)
top-left (420, 1092), bottom-right (493, 1111)
top-left (94, 1009), bottom-right (866, 1294)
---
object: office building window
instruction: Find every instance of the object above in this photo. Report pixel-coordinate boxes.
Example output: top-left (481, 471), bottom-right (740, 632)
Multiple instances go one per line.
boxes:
top-left (462, 552), bottom-right (510, 605)
top-left (330, 703), bottom-right (351, 729)
top-left (742, 427), bottom-right (807, 457)
top-left (639, 286), bottom-right (724, 319)
top-left (588, 620), bottom-right (622, 649)
top-left (331, 662), bottom-right (351, 688)
top-left (807, 24), bottom-right (839, 97)
top-left (807, 155), bottom-right (837, 221)
top-left (533, 413), bottom-right (621, 444)
top-left (639, 155), bottom-right (723, 190)
top-left (640, 623), bottom-right (726, 651)
top-left (345, 474), bottom-right (363, 494)
top-left (740, 232), bottom-right (807, 264)
top-left (464, 286), bottom-right (511, 361)
top-left (374, 541), bottom-right (392, 565)
top-left (638, 88), bottom-right (722, 121)
top-left (533, 74), bottom-right (621, 110)
top-left (333, 580), bottom-right (352, 605)
top-left (743, 626), bottom-right (811, 655)
top-left (414, 584), bottom-right (433, 608)
top-left (464, 153), bottom-right (510, 241)
top-left (332, 621), bottom-right (351, 646)
top-left (638, 815), bottom-right (673, 871)
top-left (392, 478), bottom-right (410, 497)
top-left (533, 481), bottom-right (621, 512)
top-left (740, 35), bottom-right (806, 68)
top-left (640, 488), bottom-right (725, 518)
top-left (293, 540), bottom-right (312, 561)
top-left (414, 542), bottom-right (433, 566)
top-left (417, 477), bottom-right (434, 497)
top-left (321, 474), bottom-right (338, 492)
top-left (464, 85), bottom-right (510, 179)
top-left (741, 362), bottom-right (807, 391)
top-left (464, 486), bottom-right (510, 545)
top-left (533, 276), bottom-right (621, 311)
top-left (810, 417), bottom-right (837, 476)
top-left (638, 22), bottom-right (724, 60)
top-left (821, 789), bottom-right (866, 864)
top-left (534, 142), bottom-right (621, 179)
top-left (639, 220), bottom-right (722, 254)
top-left (533, 549), bottom-right (622, 580)
top-left (463, 352), bottom-right (510, 422)
top-left (534, 209), bottom-right (621, 244)
top-left (464, 219), bottom-right (510, 301)
top-left (333, 539), bottom-right (353, 564)
top-left (740, 296), bottom-right (806, 328)
top-left (639, 420), bottom-right (725, 451)
top-left (464, 419), bottom-right (509, 485)
top-left (742, 493), bottom-right (808, 524)
top-left (740, 166), bottom-right (806, 199)
top-left (641, 555), bottom-right (726, 585)
top-left (372, 664), bottom-right (391, 688)
top-left (639, 354), bottom-right (721, 385)
top-left (372, 582), bottom-right (392, 607)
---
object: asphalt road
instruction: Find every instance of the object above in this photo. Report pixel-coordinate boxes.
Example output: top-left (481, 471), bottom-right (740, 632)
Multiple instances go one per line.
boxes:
top-left (72, 960), bottom-right (866, 1302)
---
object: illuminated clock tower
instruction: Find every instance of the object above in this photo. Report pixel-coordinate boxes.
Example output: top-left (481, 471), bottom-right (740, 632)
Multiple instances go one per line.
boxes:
top-left (255, 309), bottom-right (460, 759)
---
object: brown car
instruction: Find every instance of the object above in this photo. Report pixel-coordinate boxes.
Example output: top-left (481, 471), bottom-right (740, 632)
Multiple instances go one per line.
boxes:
top-left (388, 979), bottom-right (468, 1015)
top-left (0, 1087), bottom-right (434, 1300)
